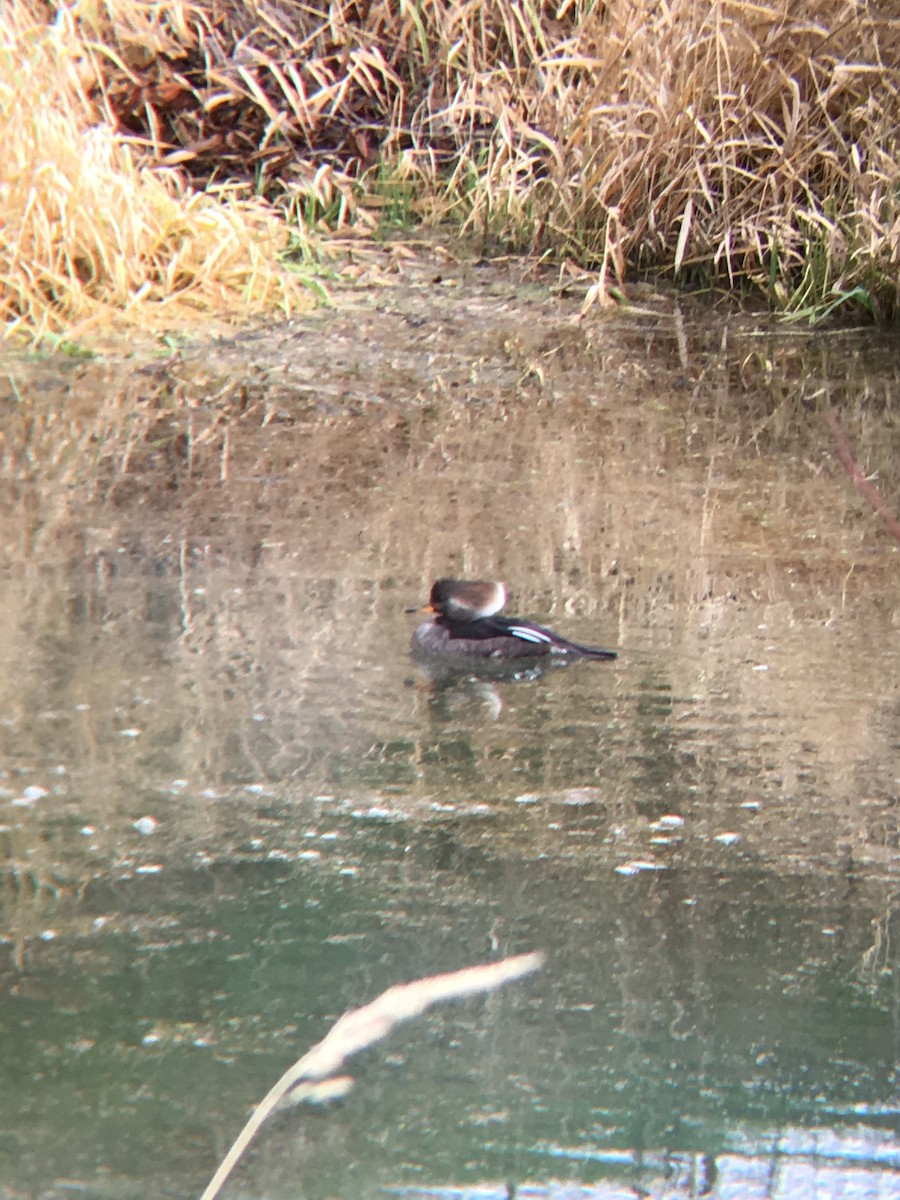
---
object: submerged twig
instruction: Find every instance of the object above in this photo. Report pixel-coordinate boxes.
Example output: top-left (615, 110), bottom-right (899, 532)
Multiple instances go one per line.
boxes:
top-left (199, 951), bottom-right (544, 1200)
top-left (826, 410), bottom-right (900, 547)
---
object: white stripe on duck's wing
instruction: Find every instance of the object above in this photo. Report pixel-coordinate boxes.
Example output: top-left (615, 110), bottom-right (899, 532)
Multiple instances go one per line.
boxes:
top-left (507, 624), bottom-right (554, 644)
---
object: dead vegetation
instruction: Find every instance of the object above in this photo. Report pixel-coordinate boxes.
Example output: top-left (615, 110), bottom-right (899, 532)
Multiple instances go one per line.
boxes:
top-left (2, 0), bottom-right (899, 341)
top-left (0, 2), bottom-right (317, 344)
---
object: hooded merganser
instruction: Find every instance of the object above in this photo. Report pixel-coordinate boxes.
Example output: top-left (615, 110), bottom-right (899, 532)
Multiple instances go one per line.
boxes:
top-left (407, 579), bottom-right (618, 660)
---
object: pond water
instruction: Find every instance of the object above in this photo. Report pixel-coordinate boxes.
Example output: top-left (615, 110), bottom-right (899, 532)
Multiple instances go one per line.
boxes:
top-left (0, 255), bottom-right (898, 1200)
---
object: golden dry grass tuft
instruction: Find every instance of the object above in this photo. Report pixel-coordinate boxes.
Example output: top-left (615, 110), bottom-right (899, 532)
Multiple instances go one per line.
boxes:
top-left (0, 2), bottom-right (314, 344)
top-left (3, 0), bottom-right (900, 341)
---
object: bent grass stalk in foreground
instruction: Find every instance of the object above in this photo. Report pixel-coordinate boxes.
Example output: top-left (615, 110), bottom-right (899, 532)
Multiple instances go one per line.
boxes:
top-left (199, 951), bottom-right (544, 1200)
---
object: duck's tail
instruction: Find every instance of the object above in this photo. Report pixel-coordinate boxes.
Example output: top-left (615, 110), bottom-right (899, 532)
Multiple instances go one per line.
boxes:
top-left (492, 615), bottom-right (618, 660)
top-left (566, 641), bottom-right (618, 660)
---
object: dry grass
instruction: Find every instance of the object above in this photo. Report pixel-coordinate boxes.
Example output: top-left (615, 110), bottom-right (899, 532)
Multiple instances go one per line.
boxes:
top-left (2, 0), bottom-right (899, 341)
top-left (549, 0), bottom-right (900, 315)
top-left (0, 3), bottom-right (314, 343)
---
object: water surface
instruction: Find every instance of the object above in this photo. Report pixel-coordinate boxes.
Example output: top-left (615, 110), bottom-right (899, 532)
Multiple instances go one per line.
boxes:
top-left (0, 258), bottom-right (897, 1199)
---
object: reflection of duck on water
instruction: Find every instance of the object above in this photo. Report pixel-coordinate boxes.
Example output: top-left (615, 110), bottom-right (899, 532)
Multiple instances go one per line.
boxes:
top-left (407, 579), bottom-right (618, 662)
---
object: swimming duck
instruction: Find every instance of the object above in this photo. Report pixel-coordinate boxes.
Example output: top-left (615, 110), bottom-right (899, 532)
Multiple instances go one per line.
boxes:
top-left (407, 579), bottom-right (617, 660)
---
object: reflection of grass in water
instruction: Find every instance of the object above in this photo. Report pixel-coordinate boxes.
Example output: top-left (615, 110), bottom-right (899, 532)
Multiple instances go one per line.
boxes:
top-left (0, 826), bottom-right (68, 974)
top-left (0, 288), bottom-right (895, 883)
top-left (856, 900), bottom-right (897, 992)
top-left (199, 952), bottom-right (543, 1200)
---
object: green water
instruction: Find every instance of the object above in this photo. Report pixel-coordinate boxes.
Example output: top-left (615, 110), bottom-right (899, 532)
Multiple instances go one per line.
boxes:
top-left (0, 561), bottom-right (895, 1200)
